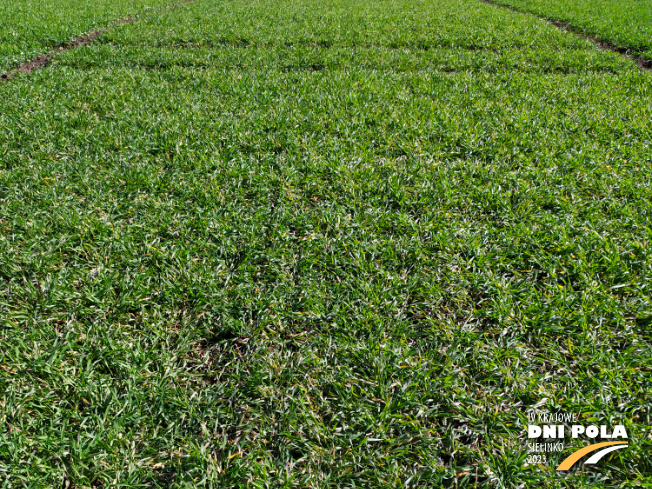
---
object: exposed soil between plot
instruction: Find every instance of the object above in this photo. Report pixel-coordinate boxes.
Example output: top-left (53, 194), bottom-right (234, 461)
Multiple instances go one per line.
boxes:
top-left (0, 17), bottom-right (135, 81)
top-left (1, 0), bottom-right (195, 81)
top-left (3, 0), bottom-right (650, 82)
top-left (480, 0), bottom-right (652, 71)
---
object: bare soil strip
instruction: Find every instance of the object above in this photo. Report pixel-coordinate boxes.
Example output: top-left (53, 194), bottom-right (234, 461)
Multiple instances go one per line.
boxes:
top-left (480, 0), bottom-right (652, 71)
top-left (1, 17), bottom-right (135, 80)
top-left (1, 0), bottom-right (194, 81)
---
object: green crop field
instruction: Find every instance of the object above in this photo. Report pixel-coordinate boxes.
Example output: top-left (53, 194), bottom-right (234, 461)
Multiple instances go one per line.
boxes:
top-left (0, 0), bottom-right (651, 487)
top-left (488, 0), bottom-right (652, 60)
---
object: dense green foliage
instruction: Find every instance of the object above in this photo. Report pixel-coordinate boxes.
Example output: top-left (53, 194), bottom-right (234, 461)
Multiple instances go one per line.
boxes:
top-left (0, 0), bottom-right (170, 71)
top-left (0, 0), bottom-right (651, 487)
top-left (491, 0), bottom-right (652, 59)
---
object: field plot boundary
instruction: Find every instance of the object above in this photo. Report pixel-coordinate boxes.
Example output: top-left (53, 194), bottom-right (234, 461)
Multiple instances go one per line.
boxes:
top-left (0, 0), bottom-right (195, 81)
top-left (481, 0), bottom-right (652, 70)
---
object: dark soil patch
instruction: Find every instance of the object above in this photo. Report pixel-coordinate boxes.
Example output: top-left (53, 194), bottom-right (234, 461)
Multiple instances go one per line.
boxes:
top-left (480, 0), bottom-right (652, 71)
top-left (1, 17), bottom-right (136, 81)
top-left (1, 0), bottom-right (196, 81)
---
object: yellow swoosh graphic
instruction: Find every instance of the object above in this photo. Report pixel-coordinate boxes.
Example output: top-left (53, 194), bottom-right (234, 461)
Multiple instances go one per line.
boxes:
top-left (556, 442), bottom-right (628, 470)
